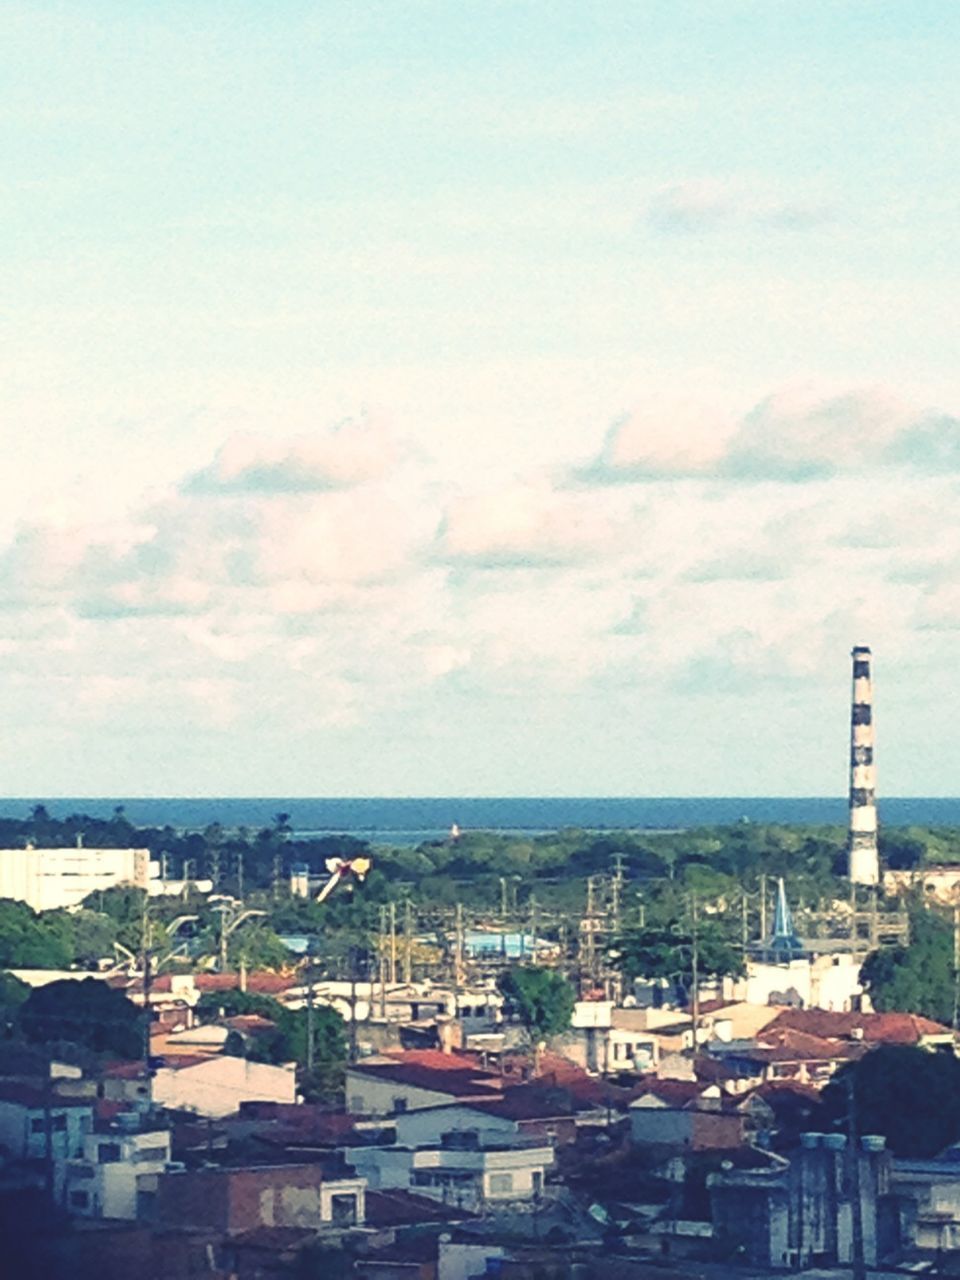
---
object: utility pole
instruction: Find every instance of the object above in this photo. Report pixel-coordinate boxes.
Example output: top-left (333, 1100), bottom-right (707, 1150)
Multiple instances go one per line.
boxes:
top-left (529, 894), bottom-right (539, 963)
top-left (690, 893), bottom-right (700, 1053)
top-left (403, 899), bottom-right (413, 984)
top-left (141, 894), bottom-right (154, 1108)
top-left (236, 849), bottom-right (244, 901)
top-left (759, 873), bottom-right (768, 942)
top-left (847, 1072), bottom-right (867, 1280)
top-left (953, 906), bottom-right (960, 1031)
top-left (348, 945), bottom-right (359, 1064)
top-left (454, 903), bottom-right (465, 1000)
top-left (378, 906), bottom-right (388, 1018)
top-left (389, 901), bottom-right (398, 986)
top-left (305, 962), bottom-right (315, 1072)
top-left (500, 877), bottom-right (508, 919)
top-left (611, 853), bottom-right (624, 934)
top-left (741, 889), bottom-right (749, 950)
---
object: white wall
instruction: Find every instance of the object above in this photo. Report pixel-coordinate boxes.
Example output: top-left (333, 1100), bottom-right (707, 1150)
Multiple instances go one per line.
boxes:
top-left (0, 846), bottom-right (150, 911)
top-left (152, 1056), bottom-right (296, 1117)
top-left (345, 1070), bottom-right (477, 1117)
top-left (394, 1105), bottom-right (516, 1148)
top-left (439, 1241), bottom-right (506, 1280)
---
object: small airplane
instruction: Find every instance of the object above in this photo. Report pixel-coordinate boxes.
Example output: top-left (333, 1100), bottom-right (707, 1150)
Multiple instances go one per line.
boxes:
top-left (316, 855), bottom-right (372, 903)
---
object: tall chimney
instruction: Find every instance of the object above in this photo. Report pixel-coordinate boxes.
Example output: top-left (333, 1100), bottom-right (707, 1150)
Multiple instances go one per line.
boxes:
top-left (848, 645), bottom-right (879, 885)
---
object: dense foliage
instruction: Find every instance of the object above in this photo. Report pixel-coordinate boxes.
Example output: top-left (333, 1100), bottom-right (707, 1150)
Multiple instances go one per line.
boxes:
top-left (610, 919), bottom-right (745, 999)
top-left (196, 988), bottom-right (347, 1098)
top-left (498, 965), bottom-right (576, 1049)
top-left (822, 1045), bottom-right (960, 1157)
top-left (859, 909), bottom-right (957, 1024)
top-left (19, 977), bottom-right (144, 1059)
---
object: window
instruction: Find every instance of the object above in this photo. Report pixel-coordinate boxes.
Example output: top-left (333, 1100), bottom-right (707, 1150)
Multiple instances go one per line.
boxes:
top-left (69, 1191), bottom-right (89, 1209)
top-left (392, 1096), bottom-right (408, 1114)
top-left (349, 1096), bottom-right (365, 1113)
top-left (51, 1114), bottom-right (67, 1132)
top-left (532, 1171), bottom-right (543, 1198)
top-left (488, 1173), bottom-right (514, 1195)
top-left (330, 1194), bottom-right (358, 1226)
top-left (30, 1117), bottom-right (44, 1134)
top-left (98, 1143), bottom-right (121, 1164)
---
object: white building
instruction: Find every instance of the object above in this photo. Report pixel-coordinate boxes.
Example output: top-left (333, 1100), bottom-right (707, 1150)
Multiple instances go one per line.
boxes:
top-left (64, 1118), bottom-right (171, 1220)
top-left (347, 1130), bottom-right (552, 1212)
top-left (151, 1054), bottom-right (297, 1118)
top-left (0, 845), bottom-right (150, 911)
top-left (0, 1084), bottom-right (94, 1199)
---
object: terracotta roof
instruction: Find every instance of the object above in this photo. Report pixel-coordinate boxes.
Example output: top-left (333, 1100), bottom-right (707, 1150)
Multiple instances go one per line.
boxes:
top-left (348, 1059), bottom-right (502, 1100)
top-left (365, 1189), bottom-right (475, 1227)
top-left (381, 1049), bottom-right (485, 1072)
top-left (767, 1008), bottom-right (954, 1045)
top-left (0, 1083), bottom-right (93, 1109)
top-left (630, 1078), bottom-right (716, 1107)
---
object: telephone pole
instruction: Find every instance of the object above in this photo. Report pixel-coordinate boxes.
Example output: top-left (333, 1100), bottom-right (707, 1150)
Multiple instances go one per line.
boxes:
top-left (389, 901), bottom-right (398, 985)
top-left (403, 899), bottom-right (413, 984)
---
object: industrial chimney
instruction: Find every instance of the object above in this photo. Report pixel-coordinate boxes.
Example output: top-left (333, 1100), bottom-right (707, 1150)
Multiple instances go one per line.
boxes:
top-left (848, 645), bottom-right (880, 885)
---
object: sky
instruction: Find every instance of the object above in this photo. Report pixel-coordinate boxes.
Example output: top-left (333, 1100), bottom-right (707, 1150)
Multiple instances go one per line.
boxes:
top-left (2, 1), bottom-right (959, 797)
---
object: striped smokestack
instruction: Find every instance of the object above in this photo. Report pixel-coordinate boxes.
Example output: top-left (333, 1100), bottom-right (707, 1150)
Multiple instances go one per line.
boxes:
top-left (848, 644), bottom-right (879, 886)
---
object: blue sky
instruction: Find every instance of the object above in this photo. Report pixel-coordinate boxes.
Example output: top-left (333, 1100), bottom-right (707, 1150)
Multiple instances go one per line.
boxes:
top-left (2, 2), bottom-right (959, 796)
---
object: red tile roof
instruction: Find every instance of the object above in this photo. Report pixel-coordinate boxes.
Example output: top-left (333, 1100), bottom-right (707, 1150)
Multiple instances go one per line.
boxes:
top-left (348, 1059), bottom-right (502, 1100)
top-left (365, 1189), bottom-right (475, 1227)
top-left (767, 1008), bottom-right (954, 1045)
top-left (0, 1083), bottom-right (93, 1109)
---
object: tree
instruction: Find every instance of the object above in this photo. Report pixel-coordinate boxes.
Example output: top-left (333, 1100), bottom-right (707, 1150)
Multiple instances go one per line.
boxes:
top-left (196, 989), bottom-right (347, 1098)
top-left (0, 899), bottom-right (73, 969)
top-left (0, 972), bottom-right (29, 1036)
top-left (860, 909), bottom-right (955, 1024)
top-left (610, 918), bottom-right (744, 1003)
top-left (822, 1046), bottom-right (960, 1158)
top-left (19, 977), bottom-right (144, 1059)
top-left (497, 966), bottom-right (576, 1069)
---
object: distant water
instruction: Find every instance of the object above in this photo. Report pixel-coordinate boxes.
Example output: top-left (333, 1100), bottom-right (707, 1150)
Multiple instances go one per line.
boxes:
top-left (3, 796), bottom-right (960, 846)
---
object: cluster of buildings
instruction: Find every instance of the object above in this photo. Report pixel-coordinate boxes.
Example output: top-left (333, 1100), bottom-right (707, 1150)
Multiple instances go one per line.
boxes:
top-left (5, 645), bottom-right (960, 1277)
top-left (4, 935), bottom-right (960, 1280)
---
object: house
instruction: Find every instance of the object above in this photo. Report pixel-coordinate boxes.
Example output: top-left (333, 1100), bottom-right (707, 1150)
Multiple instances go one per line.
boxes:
top-left (709, 1132), bottom-right (892, 1268)
top-left (157, 1161), bottom-right (366, 1232)
top-left (628, 1082), bottom-right (746, 1150)
top-left (64, 1114), bottom-right (171, 1219)
top-left (355, 1133), bottom-right (553, 1212)
top-left (345, 1051), bottom-right (503, 1116)
top-left (151, 1053), bottom-right (297, 1117)
top-left (0, 1083), bottom-right (94, 1198)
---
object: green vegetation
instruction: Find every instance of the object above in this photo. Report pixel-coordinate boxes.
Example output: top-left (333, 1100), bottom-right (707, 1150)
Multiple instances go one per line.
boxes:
top-left (822, 1045), bottom-right (960, 1158)
top-left (498, 965), bottom-right (576, 1063)
top-left (19, 977), bottom-right (144, 1059)
top-left (859, 908), bottom-right (956, 1024)
top-left (196, 988), bottom-right (347, 1099)
top-left (611, 918), bottom-right (745, 1000)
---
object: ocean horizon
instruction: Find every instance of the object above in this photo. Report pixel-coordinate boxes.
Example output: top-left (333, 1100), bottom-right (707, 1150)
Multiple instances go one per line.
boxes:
top-left (2, 796), bottom-right (958, 846)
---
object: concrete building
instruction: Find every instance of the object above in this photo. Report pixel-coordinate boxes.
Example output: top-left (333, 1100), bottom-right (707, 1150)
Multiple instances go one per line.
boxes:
top-left (629, 1084), bottom-right (746, 1150)
top-left (848, 645), bottom-right (880, 886)
top-left (0, 1084), bottom-right (94, 1200)
top-left (345, 1052), bottom-right (503, 1117)
top-left (0, 844), bottom-right (150, 911)
top-left (64, 1117), bottom-right (171, 1220)
top-left (709, 1132), bottom-right (891, 1269)
top-left (151, 1055), bottom-right (297, 1118)
top-left (157, 1162), bottom-right (366, 1231)
top-left (348, 1130), bottom-right (553, 1212)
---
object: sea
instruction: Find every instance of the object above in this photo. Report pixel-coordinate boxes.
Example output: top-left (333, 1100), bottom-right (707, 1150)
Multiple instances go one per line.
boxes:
top-left (3, 796), bottom-right (959, 846)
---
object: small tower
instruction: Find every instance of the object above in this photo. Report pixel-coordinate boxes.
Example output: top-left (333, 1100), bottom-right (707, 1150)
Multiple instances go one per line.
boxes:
top-left (769, 877), bottom-right (804, 958)
top-left (848, 645), bottom-right (879, 886)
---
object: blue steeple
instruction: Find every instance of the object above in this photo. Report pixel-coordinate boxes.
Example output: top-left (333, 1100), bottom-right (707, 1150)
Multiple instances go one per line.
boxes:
top-left (769, 877), bottom-right (804, 956)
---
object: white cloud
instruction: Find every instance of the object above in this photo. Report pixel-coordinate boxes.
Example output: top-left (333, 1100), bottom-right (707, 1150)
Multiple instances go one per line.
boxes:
top-left (645, 179), bottom-right (833, 235)
top-left (191, 415), bottom-right (402, 494)
top-left (582, 386), bottom-right (960, 485)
